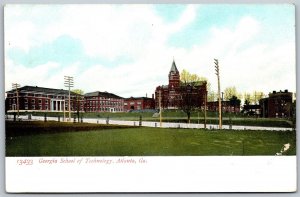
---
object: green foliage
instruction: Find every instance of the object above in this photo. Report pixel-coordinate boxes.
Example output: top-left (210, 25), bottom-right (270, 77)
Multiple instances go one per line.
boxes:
top-left (71, 89), bottom-right (84, 95)
top-left (224, 86), bottom-right (242, 100)
top-left (180, 69), bottom-right (207, 86)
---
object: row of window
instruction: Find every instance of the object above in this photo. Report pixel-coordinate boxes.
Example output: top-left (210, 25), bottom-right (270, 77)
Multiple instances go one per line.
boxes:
top-left (124, 101), bottom-right (142, 106)
top-left (85, 97), bottom-right (122, 101)
top-left (8, 93), bottom-right (76, 99)
top-left (85, 107), bottom-right (123, 112)
top-left (86, 101), bottom-right (123, 106)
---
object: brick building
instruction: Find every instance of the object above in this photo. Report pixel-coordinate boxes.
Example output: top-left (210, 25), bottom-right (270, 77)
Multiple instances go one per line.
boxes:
top-left (260, 90), bottom-right (293, 118)
top-left (84, 91), bottom-right (124, 112)
top-left (207, 101), bottom-right (241, 113)
top-left (154, 60), bottom-right (207, 110)
top-left (5, 86), bottom-right (84, 112)
top-left (124, 96), bottom-right (155, 111)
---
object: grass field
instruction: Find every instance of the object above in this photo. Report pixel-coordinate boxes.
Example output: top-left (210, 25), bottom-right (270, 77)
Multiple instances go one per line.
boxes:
top-left (6, 121), bottom-right (296, 156)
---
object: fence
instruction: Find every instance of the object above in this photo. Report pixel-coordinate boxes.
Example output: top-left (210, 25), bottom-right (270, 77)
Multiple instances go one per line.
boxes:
top-left (5, 114), bottom-right (293, 131)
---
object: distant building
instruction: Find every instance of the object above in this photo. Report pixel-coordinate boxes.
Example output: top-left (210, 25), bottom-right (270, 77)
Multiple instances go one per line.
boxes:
top-left (84, 91), bottom-right (124, 112)
top-left (207, 101), bottom-right (241, 113)
top-left (242, 104), bottom-right (260, 116)
top-left (5, 85), bottom-right (83, 112)
top-left (154, 60), bottom-right (207, 109)
top-left (260, 90), bottom-right (293, 118)
top-left (124, 96), bottom-right (155, 111)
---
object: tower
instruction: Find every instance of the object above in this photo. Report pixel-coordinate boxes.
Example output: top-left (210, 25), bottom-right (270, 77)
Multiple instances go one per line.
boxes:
top-left (168, 60), bottom-right (180, 88)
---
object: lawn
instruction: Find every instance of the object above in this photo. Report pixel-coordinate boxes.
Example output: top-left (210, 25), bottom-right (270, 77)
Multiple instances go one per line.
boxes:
top-left (6, 121), bottom-right (296, 156)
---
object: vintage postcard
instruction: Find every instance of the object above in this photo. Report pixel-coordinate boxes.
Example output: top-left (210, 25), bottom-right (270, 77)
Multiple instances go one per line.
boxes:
top-left (4, 4), bottom-right (296, 192)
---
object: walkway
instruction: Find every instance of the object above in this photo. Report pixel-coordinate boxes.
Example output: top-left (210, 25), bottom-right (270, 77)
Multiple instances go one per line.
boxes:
top-left (7, 115), bottom-right (293, 131)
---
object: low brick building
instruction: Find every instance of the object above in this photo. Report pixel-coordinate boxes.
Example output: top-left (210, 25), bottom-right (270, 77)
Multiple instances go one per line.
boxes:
top-left (84, 91), bottom-right (124, 112)
top-left (5, 86), bottom-right (83, 112)
top-left (124, 96), bottom-right (155, 111)
top-left (207, 101), bottom-right (240, 113)
top-left (260, 90), bottom-right (293, 118)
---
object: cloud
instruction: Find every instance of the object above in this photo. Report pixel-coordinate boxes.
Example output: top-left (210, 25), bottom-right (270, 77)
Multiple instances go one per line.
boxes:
top-left (5, 60), bottom-right (60, 91)
top-left (5, 5), bottom-right (296, 100)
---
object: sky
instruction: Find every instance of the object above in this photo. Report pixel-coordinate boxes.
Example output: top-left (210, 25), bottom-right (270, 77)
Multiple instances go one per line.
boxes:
top-left (4, 4), bottom-right (296, 98)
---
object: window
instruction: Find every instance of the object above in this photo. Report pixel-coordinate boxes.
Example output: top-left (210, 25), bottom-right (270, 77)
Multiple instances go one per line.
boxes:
top-left (24, 98), bottom-right (28, 103)
top-left (25, 104), bottom-right (28, 110)
top-left (39, 99), bottom-right (42, 104)
top-left (137, 102), bottom-right (142, 104)
top-left (31, 99), bottom-right (35, 103)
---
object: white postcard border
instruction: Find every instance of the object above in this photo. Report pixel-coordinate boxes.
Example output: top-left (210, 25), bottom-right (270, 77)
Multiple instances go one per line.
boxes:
top-left (5, 156), bottom-right (297, 193)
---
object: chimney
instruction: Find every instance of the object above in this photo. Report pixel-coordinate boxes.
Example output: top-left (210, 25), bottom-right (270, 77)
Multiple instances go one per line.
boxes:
top-left (273, 91), bottom-right (276, 94)
top-left (285, 89), bottom-right (288, 93)
top-left (152, 94), bottom-right (154, 99)
top-left (146, 93), bottom-right (148, 98)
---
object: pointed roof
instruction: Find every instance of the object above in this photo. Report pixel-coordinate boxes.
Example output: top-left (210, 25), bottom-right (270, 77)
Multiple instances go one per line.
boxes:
top-left (170, 60), bottom-right (179, 73)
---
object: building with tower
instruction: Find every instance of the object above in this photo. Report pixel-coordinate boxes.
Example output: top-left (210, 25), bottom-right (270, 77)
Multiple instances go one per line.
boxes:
top-left (154, 60), bottom-right (207, 110)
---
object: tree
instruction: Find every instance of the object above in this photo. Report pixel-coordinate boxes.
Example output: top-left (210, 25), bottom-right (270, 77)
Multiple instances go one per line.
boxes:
top-left (181, 69), bottom-right (208, 86)
top-left (252, 91), bottom-right (264, 104)
top-left (229, 95), bottom-right (241, 113)
top-left (224, 86), bottom-right (241, 101)
top-left (207, 90), bottom-right (216, 102)
top-left (243, 92), bottom-right (253, 105)
top-left (180, 70), bottom-right (207, 123)
top-left (71, 89), bottom-right (84, 122)
top-left (243, 91), bottom-right (265, 104)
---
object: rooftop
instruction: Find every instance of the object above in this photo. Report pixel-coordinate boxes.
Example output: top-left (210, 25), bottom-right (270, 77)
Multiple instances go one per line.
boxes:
top-left (84, 91), bottom-right (123, 99)
top-left (170, 60), bottom-right (179, 73)
top-left (6, 85), bottom-right (80, 96)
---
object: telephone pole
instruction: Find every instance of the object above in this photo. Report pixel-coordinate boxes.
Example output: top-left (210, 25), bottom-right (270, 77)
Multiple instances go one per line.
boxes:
top-left (12, 83), bottom-right (20, 117)
top-left (64, 76), bottom-right (74, 122)
top-left (204, 90), bottom-right (207, 129)
top-left (159, 89), bottom-right (162, 127)
top-left (214, 59), bottom-right (222, 129)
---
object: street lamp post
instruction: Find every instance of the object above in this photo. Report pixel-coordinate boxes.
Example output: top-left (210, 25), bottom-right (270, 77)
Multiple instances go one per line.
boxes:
top-left (64, 76), bottom-right (74, 122)
top-left (214, 59), bottom-right (222, 129)
top-left (12, 83), bottom-right (20, 117)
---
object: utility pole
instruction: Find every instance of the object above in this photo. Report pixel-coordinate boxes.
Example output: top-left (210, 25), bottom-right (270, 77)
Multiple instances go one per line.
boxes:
top-left (214, 59), bottom-right (222, 129)
top-left (64, 76), bottom-right (74, 122)
top-left (12, 83), bottom-right (20, 117)
top-left (159, 89), bottom-right (162, 127)
top-left (204, 90), bottom-right (207, 129)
